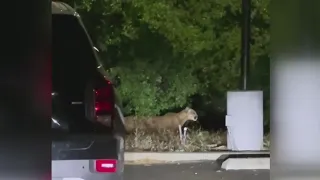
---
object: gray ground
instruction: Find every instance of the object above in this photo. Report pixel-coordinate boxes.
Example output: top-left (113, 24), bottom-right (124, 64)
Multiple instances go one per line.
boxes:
top-left (125, 161), bottom-right (269, 180)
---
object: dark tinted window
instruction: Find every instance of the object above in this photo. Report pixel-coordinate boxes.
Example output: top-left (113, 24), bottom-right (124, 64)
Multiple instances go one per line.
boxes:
top-left (52, 14), bottom-right (97, 88)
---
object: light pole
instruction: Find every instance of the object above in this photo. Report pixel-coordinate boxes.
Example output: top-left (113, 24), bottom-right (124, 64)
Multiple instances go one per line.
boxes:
top-left (226, 0), bottom-right (263, 152)
top-left (241, 0), bottom-right (251, 90)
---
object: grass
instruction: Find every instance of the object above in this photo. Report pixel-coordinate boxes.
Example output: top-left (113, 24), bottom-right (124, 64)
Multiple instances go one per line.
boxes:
top-left (125, 128), bottom-right (271, 152)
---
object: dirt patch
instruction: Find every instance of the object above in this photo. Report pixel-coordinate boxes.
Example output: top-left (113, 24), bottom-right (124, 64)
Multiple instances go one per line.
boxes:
top-left (125, 128), bottom-right (270, 152)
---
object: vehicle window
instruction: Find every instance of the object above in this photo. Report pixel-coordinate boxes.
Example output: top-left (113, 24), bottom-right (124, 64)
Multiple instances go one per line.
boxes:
top-left (52, 14), bottom-right (96, 87)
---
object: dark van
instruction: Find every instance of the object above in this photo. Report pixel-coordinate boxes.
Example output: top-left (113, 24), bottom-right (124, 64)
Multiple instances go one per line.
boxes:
top-left (52, 2), bottom-right (125, 180)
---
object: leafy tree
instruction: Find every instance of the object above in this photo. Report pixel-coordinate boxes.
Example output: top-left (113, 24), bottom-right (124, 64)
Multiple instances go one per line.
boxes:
top-left (61, 0), bottom-right (270, 126)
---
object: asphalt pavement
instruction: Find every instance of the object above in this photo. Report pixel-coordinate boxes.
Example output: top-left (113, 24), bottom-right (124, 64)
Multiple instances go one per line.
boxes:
top-left (125, 161), bottom-right (269, 180)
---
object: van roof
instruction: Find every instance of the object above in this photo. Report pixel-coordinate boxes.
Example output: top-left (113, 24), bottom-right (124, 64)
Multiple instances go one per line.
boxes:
top-left (52, 1), bottom-right (79, 16)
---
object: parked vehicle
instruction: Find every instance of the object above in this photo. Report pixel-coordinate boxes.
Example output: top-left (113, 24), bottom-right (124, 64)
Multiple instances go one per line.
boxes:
top-left (52, 2), bottom-right (125, 180)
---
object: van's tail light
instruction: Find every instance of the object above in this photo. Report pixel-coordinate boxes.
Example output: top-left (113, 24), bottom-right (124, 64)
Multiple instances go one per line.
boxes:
top-left (95, 81), bottom-right (114, 115)
top-left (94, 80), bottom-right (115, 126)
top-left (95, 159), bottom-right (117, 173)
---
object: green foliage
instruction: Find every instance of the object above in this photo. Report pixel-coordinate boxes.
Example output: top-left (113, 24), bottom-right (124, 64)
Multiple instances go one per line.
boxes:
top-left (108, 60), bottom-right (199, 115)
top-left (61, 0), bottom-right (270, 125)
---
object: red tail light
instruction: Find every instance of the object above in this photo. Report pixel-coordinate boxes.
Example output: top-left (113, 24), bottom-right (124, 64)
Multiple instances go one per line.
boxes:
top-left (94, 80), bottom-right (115, 126)
top-left (95, 159), bottom-right (117, 173)
top-left (95, 81), bottom-right (114, 115)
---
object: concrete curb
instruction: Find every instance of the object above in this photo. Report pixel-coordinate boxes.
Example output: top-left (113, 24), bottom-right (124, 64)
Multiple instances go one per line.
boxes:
top-left (125, 151), bottom-right (269, 164)
top-left (221, 158), bottom-right (270, 170)
top-left (217, 153), bottom-right (270, 170)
